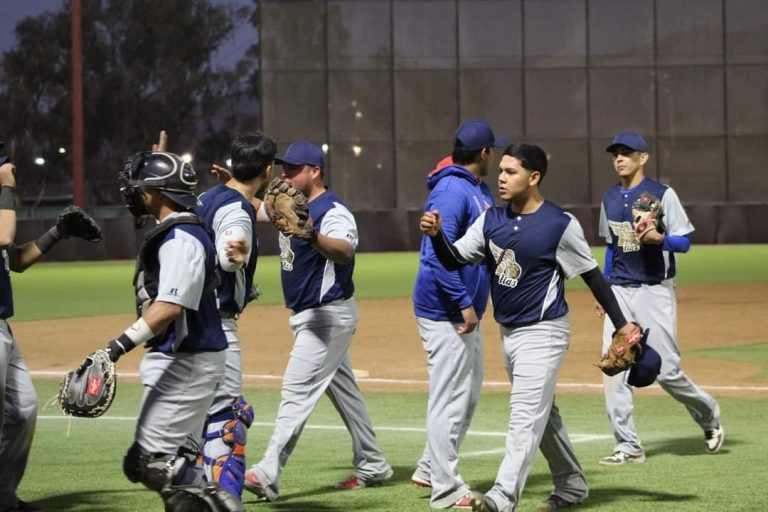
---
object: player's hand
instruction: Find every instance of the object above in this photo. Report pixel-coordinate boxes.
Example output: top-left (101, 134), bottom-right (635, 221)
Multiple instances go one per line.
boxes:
top-left (614, 321), bottom-right (640, 338)
top-left (457, 305), bottom-right (478, 334)
top-left (594, 302), bottom-right (606, 318)
top-left (211, 163), bottom-right (233, 185)
top-left (0, 163), bottom-right (17, 188)
top-left (638, 229), bottom-right (664, 245)
top-left (152, 130), bottom-right (168, 152)
top-left (419, 209), bottom-right (442, 237)
top-left (225, 238), bottom-right (248, 264)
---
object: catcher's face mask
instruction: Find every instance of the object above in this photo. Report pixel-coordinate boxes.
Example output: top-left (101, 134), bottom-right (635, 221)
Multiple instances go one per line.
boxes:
top-left (119, 151), bottom-right (200, 228)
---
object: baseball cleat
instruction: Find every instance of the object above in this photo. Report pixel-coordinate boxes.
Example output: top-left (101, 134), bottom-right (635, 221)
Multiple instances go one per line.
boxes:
top-left (705, 425), bottom-right (724, 453)
top-left (410, 474), bottom-right (432, 488)
top-left (243, 470), bottom-right (272, 501)
top-left (469, 491), bottom-right (498, 512)
top-left (598, 451), bottom-right (646, 465)
top-left (536, 494), bottom-right (580, 511)
top-left (8, 500), bottom-right (42, 512)
top-left (334, 468), bottom-right (393, 490)
top-left (453, 493), bottom-right (472, 509)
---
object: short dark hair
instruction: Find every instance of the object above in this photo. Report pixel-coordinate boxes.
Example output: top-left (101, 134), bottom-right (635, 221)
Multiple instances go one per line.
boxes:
top-left (502, 143), bottom-right (548, 181)
top-left (230, 132), bottom-right (277, 181)
top-left (452, 138), bottom-right (484, 166)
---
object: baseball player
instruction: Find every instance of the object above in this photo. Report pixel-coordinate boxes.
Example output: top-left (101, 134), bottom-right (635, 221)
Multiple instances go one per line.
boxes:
top-left (196, 132), bottom-right (276, 501)
top-left (0, 159), bottom-right (103, 512)
top-left (411, 120), bottom-right (506, 508)
top-left (243, 141), bottom-right (392, 501)
top-left (420, 144), bottom-right (639, 512)
top-left (95, 152), bottom-right (241, 512)
top-left (596, 132), bottom-right (723, 465)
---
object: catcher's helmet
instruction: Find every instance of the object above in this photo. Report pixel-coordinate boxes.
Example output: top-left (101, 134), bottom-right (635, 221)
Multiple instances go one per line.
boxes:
top-left (119, 152), bottom-right (200, 219)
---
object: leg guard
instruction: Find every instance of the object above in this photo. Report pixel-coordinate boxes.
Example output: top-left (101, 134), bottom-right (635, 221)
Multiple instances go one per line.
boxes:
top-left (200, 396), bottom-right (254, 500)
top-left (162, 483), bottom-right (245, 512)
top-left (124, 442), bottom-right (202, 492)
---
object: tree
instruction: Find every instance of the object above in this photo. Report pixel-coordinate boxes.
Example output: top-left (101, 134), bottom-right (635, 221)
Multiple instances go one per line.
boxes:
top-left (0, 0), bottom-right (254, 205)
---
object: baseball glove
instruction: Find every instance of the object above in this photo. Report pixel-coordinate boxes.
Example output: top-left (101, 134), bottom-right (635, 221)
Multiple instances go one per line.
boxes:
top-left (595, 322), bottom-right (648, 376)
top-left (56, 205), bottom-right (102, 242)
top-left (58, 349), bottom-right (117, 418)
top-left (263, 177), bottom-right (314, 239)
top-left (631, 192), bottom-right (664, 241)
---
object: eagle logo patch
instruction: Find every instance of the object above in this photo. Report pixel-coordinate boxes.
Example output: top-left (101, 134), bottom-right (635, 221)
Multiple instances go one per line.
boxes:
top-left (489, 239), bottom-right (522, 288)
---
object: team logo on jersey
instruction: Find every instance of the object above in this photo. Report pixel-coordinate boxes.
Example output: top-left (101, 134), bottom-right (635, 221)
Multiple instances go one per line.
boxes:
top-left (278, 233), bottom-right (295, 271)
top-left (608, 221), bottom-right (641, 252)
top-left (489, 239), bottom-right (521, 288)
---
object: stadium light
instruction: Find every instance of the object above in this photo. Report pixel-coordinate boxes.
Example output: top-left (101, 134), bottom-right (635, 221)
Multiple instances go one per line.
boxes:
top-left (34, 157), bottom-right (46, 166)
top-left (181, 153), bottom-right (193, 163)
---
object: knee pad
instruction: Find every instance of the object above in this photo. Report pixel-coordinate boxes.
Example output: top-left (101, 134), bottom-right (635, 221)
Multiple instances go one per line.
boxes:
top-left (200, 396), bottom-right (254, 498)
top-left (124, 442), bottom-right (200, 492)
top-left (124, 442), bottom-right (176, 491)
top-left (162, 483), bottom-right (244, 512)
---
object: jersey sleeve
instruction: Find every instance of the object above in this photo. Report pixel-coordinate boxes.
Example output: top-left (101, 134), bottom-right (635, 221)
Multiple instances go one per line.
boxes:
top-left (319, 202), bottom-right (358, 250)
top-left (155, 229), bottom-right (207, 310)
top-left (212, 202), bottom-right (252, 272)
top-left (557, 215), bottom-right (599, 279)
top-left (453, 211), bottom-right (487, 264)
top-left (661, 187), bottom-right (694, 236)
top-left (598, 202), bottom-right (612, 242)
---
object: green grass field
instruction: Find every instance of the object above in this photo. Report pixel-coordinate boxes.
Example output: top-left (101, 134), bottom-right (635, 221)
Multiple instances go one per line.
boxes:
top-left (10, 246), bottom-right (768, 511)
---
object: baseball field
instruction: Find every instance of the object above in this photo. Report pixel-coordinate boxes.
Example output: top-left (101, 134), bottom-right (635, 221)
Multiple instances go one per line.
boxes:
top-left (12, 245), bottom-right (768, 511)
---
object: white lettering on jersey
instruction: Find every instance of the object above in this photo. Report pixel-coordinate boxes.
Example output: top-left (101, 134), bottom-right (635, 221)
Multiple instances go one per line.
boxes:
top-left (489, 239), bottom-right (521, 288)
top-left (278, 233), bottom-right (295, 272)
top-left (608, 220), bottom-right (641, 252)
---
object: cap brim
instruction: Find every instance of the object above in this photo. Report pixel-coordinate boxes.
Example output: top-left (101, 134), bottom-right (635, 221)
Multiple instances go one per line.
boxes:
top-left (274, 156), bottom-right (302, 166)
top-left (162, 191), bottom-right (201, 209)
top-left (606, 143), bottom-right (643, 153)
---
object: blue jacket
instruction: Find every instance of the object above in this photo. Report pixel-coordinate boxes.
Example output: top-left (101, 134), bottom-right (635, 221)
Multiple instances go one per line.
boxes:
top-left (413, 165), bottom-right (492, 322)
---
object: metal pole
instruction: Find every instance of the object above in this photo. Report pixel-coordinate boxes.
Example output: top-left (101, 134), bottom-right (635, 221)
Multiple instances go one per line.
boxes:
top-left (71, 0), bottom-right (84, 207)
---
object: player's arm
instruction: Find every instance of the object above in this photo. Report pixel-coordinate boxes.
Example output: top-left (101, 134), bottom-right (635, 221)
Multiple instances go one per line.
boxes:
top-left (212, 202), bottom-right (252, 271)
top-left (0, 163), bottom-right (18, 248)
top-left (312, 204), bottom-right (356, 264)
top-left (557, 216), bottom-right (630, 332)
top-left (420, 209), bottom-right (486, 271)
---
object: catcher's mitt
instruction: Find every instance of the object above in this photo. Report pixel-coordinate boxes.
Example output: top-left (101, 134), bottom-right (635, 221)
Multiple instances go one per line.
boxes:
top-left (58, 349), bottom-right (117, 418)
top-left (263, 177), bottom-right (314, 240)
top-left (631, 192), bottom-right (664, 241)
top-left (595, 322), bottom-right (648, 377)
top-left (56, 205), bottom-right (102, 242)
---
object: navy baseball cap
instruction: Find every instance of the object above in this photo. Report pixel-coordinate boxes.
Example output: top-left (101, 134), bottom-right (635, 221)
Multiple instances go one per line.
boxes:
top-left (628, 334), bottom-right (662, 388)
top-left (275, 141), bottom-right (325, 169)
top-left (606, 131), bottom-right (648, 153)
top-left (454, 120), bottom-right (510, 151)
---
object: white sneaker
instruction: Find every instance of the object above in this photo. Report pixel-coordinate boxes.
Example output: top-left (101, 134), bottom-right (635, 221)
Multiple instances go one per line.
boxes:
top-left (705, 425), bottom-right (724, 453)
top-left (598, 451), bottom-right (646, 465)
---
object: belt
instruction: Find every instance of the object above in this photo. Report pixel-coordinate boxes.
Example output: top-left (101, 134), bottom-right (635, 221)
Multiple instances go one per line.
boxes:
top-left (220, 311), bottom-right (238, 319)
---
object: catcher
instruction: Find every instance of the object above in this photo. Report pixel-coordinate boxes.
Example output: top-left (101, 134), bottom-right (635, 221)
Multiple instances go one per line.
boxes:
top-left (60, 152), bottom-right (242, 512)
top-left (1, 159), bottom-right (102, 512)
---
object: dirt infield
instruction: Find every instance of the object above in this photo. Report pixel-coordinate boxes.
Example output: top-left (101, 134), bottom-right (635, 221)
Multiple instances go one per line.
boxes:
top-left (14, 283), bottom-right (768, 396)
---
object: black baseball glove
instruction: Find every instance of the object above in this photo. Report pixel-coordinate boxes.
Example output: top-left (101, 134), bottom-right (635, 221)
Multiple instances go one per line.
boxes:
top-left (56, 205), bottom-right (102, 242)
top-left (58, 349), bottom-right (117, 418)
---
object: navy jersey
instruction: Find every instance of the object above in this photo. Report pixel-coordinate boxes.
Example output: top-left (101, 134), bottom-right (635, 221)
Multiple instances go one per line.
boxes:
top-left (0, 250), bottom-right (12, 319)
top-left (279, 189), bottom-right (355, 312)
top-left (197, 184), bottom-right (259, 315)
top-left (136, 213), bottom-right (227, 353)
top-left (599, 177), bottom-right (694, 285)
top-left (454, 201), bottom-right (598, 328)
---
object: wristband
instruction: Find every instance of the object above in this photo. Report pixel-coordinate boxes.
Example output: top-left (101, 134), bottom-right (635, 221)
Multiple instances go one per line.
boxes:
top-left (0, 186), bottom-right (15, 210)
top-left (35, 226), bottom-right (61, 254)
top-left (123, 317), bottom-right (155, 346)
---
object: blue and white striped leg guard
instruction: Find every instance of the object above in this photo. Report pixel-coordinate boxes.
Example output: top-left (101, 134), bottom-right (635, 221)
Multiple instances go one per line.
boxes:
top-left (201, 396), bottom-right (254, 500)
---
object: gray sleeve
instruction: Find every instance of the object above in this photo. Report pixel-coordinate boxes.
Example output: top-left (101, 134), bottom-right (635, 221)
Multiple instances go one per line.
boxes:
top-left (155, 229), bottom-right (206, 310)
top-left (319, 202), bottom-right (358, 251)
top-left (661, 187), bottom-right (694, 236)
top-left (598, 202), bottom-right (612, 242)
top-left (453, 211), bottom-right (487, 264)
top-left (212, 202), bottom-right (252, 273)
top-left (557, 215), bottom-right (599, 280)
